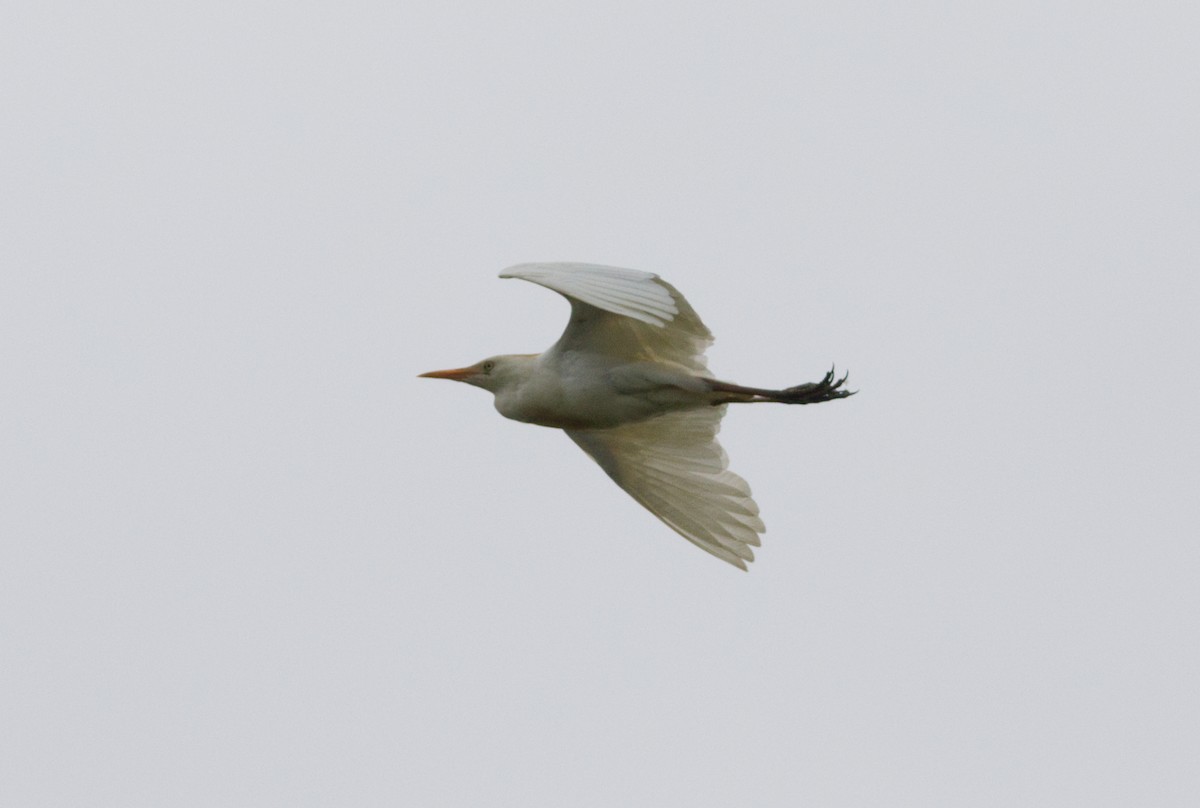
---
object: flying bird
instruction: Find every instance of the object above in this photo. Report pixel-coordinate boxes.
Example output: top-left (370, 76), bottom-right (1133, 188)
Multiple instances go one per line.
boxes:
top-left (420, 263), bottom-right (854, 569)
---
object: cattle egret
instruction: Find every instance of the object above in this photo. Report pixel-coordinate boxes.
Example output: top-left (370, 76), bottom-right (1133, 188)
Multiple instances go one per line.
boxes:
top-left (420, 263), bottom-right (854, 569)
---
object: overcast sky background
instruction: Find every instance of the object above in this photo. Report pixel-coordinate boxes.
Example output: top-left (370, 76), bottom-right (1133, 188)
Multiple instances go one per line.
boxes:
top-left (3, 2), bottom-right (1198, 806)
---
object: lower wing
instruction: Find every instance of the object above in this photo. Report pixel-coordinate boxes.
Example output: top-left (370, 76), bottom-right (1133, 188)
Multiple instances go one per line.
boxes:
top-left (565, 407), bottom-right (765, 569)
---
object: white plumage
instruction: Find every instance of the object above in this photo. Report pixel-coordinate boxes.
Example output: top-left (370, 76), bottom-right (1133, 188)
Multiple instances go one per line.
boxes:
top-left (420, 263), bottom-right (854, 570)
top-left (501, 263), bottom-right (679, 327)
top-left (566, 408), bottom-right (763, 568)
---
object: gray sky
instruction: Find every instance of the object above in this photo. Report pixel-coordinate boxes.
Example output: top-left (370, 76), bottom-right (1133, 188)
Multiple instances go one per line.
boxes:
top-left (3, 2), bottom-right (1198, 805)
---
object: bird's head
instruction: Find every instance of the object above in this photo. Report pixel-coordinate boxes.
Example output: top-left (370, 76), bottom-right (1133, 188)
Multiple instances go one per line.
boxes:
top-left (418, 354), bottom-right (532, 393)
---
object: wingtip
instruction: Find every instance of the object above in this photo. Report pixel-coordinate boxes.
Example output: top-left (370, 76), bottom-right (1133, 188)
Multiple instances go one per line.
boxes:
top-left (499, 261), bottom-right (660, 280)
top-left (721, 550), bottom-right (752, 571)
top-left (498, 262), bottom-right (540, 278)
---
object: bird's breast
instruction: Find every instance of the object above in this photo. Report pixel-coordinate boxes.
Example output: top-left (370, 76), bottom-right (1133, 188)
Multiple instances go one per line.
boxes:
top-left (492, 356), bottom-right (704, 430)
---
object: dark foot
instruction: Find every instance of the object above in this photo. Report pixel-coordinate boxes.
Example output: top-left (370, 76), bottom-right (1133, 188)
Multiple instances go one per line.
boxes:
top-left (778, 366), bottom-right (856, 404)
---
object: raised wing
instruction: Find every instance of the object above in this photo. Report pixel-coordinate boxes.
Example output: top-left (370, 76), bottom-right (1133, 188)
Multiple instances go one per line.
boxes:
top-left (500, 262), bottom-right (714, 373)
top-left (565, 407), bottom-right (765, 569)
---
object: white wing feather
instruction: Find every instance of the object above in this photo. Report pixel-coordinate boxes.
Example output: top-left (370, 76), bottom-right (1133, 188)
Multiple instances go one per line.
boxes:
top-left (566, 407), bottom-right (765, 570)
top-left (500, 263), bottom-right (676, 326)
top-left (500, 262), bottom-right (714, 373)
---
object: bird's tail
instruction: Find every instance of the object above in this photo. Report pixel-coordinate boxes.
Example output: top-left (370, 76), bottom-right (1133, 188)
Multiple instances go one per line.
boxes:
top-left (706, 366), bottom-right (855, 406)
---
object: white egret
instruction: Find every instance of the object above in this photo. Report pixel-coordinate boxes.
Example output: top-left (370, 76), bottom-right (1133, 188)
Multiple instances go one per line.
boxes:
top-left (420, 263), bottom-right (854, 569)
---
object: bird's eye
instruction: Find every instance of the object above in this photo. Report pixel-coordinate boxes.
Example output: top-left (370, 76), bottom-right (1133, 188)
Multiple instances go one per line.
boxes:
top-left (482, 361), bottom-right (495, 374)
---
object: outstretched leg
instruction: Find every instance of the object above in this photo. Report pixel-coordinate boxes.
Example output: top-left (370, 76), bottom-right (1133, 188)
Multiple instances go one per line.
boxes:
top-left (707, 366), bottom-right (856, 405)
